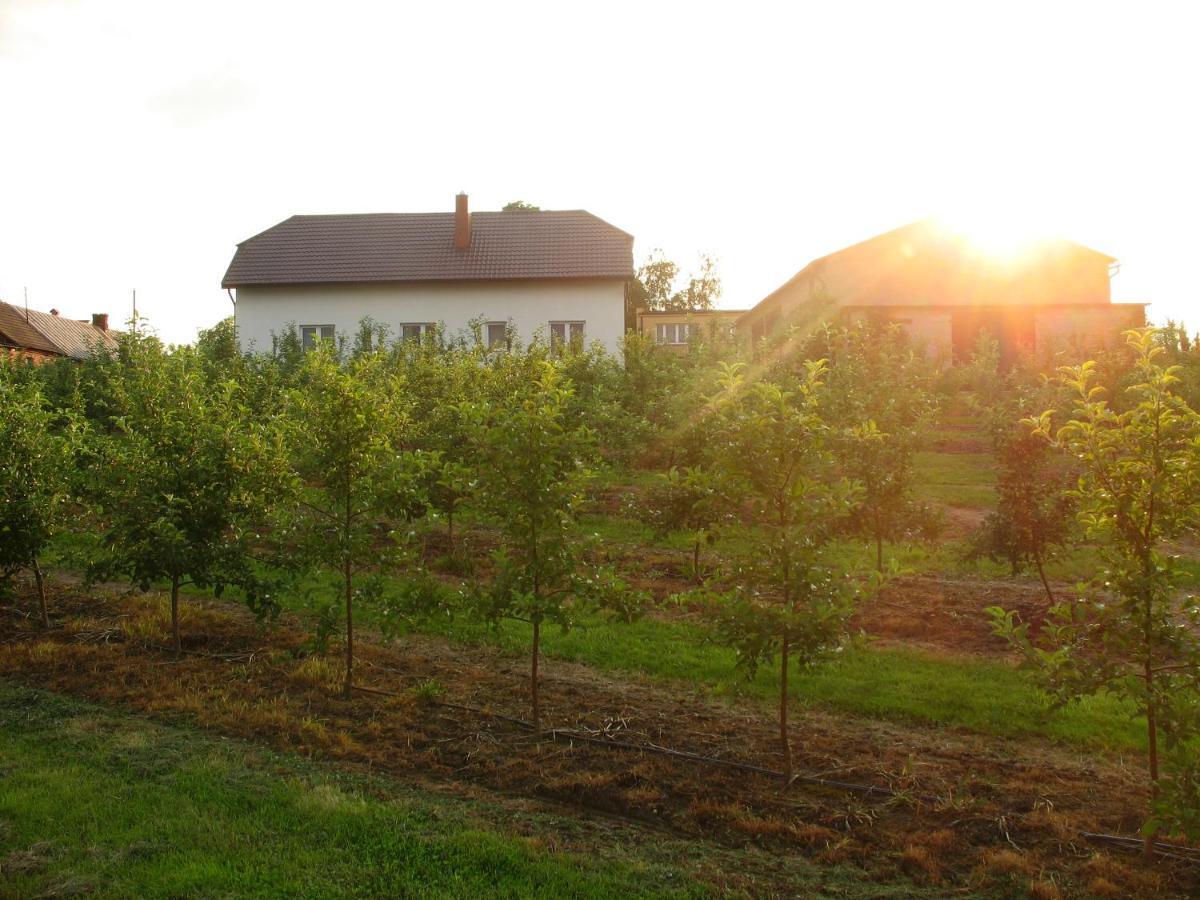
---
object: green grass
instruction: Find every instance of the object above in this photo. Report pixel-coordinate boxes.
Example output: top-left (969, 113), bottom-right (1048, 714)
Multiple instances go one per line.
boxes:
top-left (0, 688), bottom-right (697, 898)
top-left (913, 450), bottom-right (997, 508)
top-left (1, 681), bottom-right (930, 899)
top-left (265, 563), bottom-right (1143, 752)
top-left (415, 615), bottom-right (1142, 751)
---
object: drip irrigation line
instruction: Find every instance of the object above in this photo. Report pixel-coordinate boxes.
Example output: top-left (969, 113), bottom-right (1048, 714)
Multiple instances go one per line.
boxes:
top-left (1080, 831), bottom-right (1200, 864)
top-left (549, 728), bottom-right (898, 798)
top-left (422, 697), bottom-right (898, 798)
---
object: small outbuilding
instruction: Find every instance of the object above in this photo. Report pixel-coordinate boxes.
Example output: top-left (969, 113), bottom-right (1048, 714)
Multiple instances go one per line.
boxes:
top-left (0, 301), bottom-right (118, 364)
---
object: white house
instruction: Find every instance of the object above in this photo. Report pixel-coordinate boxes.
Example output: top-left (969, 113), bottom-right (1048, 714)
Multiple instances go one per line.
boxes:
top-left (223, 194), bottom-right (634, 355)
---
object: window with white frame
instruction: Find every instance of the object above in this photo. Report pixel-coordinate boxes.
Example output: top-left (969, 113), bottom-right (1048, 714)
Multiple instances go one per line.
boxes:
top-left (549, 321), bottom-right (585, 348)
top-left (400, 322), bottom-right (434, 341)
top-left (300, 324), bottom-right (335, 350)
top-left (655, 322), bottom-right (691, 345)
top-left (486, 321), bottom-right (509, 350)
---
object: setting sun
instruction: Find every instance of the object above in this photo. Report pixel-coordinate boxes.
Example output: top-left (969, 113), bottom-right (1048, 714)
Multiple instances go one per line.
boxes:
top-left (932, 210), bottom-right (1055, 265)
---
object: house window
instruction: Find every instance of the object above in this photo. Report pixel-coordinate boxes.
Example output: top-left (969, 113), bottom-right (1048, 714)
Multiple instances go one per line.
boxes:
top-left (401, 323), bottom-right (434, 341)
top-left (550, 321), bottom-right (585, 348)
top-left (486, 321), bottom-right (509, 350)
top-left (655, 323), bottom-right (691, 345)
top-left (300, 324), bottom-right (335, 350)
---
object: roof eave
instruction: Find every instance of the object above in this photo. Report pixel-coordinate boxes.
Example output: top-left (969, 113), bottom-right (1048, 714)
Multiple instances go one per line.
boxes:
top-left (223, 272), bottom-right (635, 290)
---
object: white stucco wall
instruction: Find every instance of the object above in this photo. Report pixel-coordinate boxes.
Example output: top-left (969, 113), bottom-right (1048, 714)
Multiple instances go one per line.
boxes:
top-left (233, 279), bottom-right (627, 355)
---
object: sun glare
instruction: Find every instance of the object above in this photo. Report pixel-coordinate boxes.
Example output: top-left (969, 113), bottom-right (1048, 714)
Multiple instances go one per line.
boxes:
top-left (933, 209), bottom-right (1054, 265)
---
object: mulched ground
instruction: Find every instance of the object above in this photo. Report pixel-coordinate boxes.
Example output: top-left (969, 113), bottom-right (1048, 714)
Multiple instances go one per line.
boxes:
top-left (1, 577), bottom-right (1196, 898)
top-left (857, 575), bottom-right (1058, 656)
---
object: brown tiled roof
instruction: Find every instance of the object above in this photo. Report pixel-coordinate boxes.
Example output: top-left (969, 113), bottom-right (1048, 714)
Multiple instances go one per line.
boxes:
top-left (222, 210), bottom-right (634, 288)
top-left (0, 301), bottom-right (119, 359)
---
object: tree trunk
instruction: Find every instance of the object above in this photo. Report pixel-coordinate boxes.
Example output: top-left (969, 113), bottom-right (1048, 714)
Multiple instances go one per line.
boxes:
top-left (170, 574), bottom-right (181, 657)
top-left (779, 634), bottom-right (792, 778)
top-left (1033, 552), bottom-right (1054, 604)
top-left (32, 558), bottom-right (49, 629)
top-left (1144, 656), bottom-right (1160, 859)
top-left (343, 554), bottom-right (354, 697)
top-left (531, 617), bottom-right (541, 737)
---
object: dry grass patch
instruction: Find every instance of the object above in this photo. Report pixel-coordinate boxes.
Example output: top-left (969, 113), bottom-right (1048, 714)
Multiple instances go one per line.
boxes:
top-left (978, 847), bottom-right (1035, 877)
top-left (1027, 877), bottom-right (1063, 900)
top-left (899, 844), bottom-right (942, 883)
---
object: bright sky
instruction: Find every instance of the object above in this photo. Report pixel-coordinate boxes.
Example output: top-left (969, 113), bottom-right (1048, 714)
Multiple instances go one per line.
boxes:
top-left (2, 0), bottom-right (1197, 345)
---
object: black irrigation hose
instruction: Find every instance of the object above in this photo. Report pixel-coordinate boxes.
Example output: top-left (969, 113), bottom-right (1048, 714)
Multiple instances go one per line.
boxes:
top-left (428, 697), bottom-right (898, 798)
top-left (1080, 831), bottom-right (1200, 865)
top-left (548, 727), bottom-right (898, 798)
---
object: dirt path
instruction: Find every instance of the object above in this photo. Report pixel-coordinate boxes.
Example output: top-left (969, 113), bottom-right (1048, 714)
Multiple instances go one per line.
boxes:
top-left (1, 578), bottom-right (1195, 898)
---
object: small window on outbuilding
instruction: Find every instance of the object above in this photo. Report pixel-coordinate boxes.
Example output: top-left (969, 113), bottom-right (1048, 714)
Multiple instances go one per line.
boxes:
top-left (655, 323), bottom-right (691, 345)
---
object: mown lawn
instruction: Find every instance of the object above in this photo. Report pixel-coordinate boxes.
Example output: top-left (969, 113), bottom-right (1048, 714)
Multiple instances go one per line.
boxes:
top-left (1, 681), bottom-right (931, 899)
top-left (912, 450), bottom-right (997, 508)
top-left (0, 688), bottom-right (697, 898)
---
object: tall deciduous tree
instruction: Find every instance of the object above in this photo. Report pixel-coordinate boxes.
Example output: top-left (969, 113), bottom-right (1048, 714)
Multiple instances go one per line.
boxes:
top-left (0, 365), bottom-right (80, 627)
top-left (88, 333), bottom-right (289, 654)
top-left (286, 345), bottom-right (429, 695)
top-left (705, 361), bottom-right (865, 776)
top-left (990, 329), bottom-right (1200, 853)
top-left (626, 250), bottom-right (723, 327)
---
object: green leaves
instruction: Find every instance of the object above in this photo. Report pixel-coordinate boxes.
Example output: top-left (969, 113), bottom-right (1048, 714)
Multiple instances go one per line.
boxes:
top-left (989, 328), bottom-right (1200, 841)
top-left (0, 366), bottom-right (81, 611)
top-left (80, 329), bottom-right (293, 635)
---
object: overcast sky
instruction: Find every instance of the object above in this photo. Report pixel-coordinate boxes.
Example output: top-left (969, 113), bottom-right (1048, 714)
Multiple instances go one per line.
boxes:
top-left (1, 0), bottom-right (1197, 344)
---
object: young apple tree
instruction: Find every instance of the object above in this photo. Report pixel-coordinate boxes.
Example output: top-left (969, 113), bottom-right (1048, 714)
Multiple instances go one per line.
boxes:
top-left (0, 366), bottom-right (80, 627)
top-left (969, 381), bottom-right (1075, 598)
top-left (89, 335), bottom-right (290, 654)
top-left (467, 358), bottom-right (641, 735)
top-left (821, 323), bottom-right (936, 571)
top-left (634, 466), bottom-right (728, 582)
top-left (990, 330), bottom-right (1200, 852)
top-left (705, 361), bottom-right (866, 776)
top-left (286, 345), bottom-right (430, 696)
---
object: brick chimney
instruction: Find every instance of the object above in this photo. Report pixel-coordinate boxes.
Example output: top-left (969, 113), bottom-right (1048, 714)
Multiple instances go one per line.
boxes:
top-left (92, 313), bottom-right (109, 332)
top-left (454, 192), bottom-right (471, 250)
top-left (50, 308), bottom-right (59, 316)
